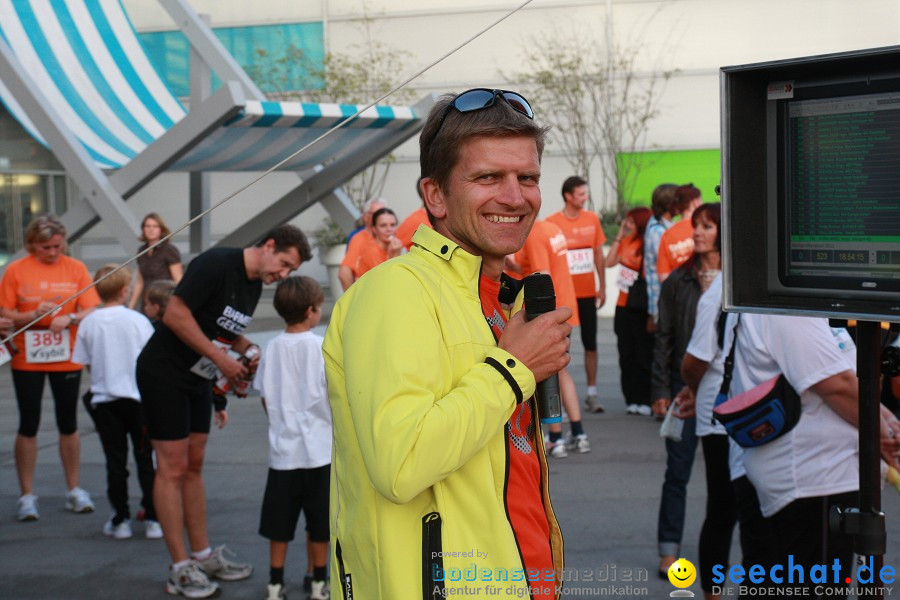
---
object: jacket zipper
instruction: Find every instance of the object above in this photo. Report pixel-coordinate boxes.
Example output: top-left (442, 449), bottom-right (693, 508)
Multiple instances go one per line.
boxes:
top-left (422, 512), bottom-right (444, 600)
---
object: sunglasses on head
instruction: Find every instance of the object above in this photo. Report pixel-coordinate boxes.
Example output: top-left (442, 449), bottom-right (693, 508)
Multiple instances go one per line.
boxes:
top-left (434, 88), bottom-right (534, 136)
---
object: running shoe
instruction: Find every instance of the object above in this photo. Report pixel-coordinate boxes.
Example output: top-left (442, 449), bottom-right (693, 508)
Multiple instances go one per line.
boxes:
top-left (584, 394), bottom-right (605, 413)
top-left (166, 561), bottom-right (220, 598)
top-left (17, 493), bottom-right (39, 522)
top-left (103, 516), bottom-right (133, 539)
top-left (198, 545), bottom-right (253, 581)
top-left (64, 487), bottom-right (95, 513)
top-left (145, 519), bottom-right (164, 539)
top-left (265, 582), bottom-right (285, 600)
top-left (310, 579), bottom-right (330, 600)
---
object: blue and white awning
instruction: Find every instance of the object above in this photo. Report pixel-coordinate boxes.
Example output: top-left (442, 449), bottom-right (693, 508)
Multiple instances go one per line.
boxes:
top-left (0, 0), bottom-right (419, 172)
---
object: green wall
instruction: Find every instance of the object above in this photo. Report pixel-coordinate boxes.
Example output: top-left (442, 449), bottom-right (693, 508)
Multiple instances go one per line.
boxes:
top-left (617, 148), bottom-right (722, 206)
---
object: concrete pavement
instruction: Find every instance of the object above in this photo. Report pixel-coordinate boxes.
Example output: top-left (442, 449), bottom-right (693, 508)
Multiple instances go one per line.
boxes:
top-left (1, 317), bottom-right (899, 599)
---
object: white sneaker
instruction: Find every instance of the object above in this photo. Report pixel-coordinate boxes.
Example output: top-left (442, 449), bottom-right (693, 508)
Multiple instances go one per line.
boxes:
top-left (310, 579), bottom-right (330, 600)
top-left (145, 519), bottom-right (164, 539)
top-left (265, 582), bottom-right (286, 600)
top-left (548, 440), bottom-right (568, 458)
top-left (584, 394), bottom-right (605, 413)
top-left (637, 405), bottom-right (653, 417)
top-left (64, 487), bottom-right (95, 513)
top-left (103, 516), bottom-right (133, 539)
top-left (573, 434), bottom-right (591, 454)
top-left (626, 403), bottom-right (640, 415)
top-left (166, 561), bottom-right (219, 599)
top-left (198, 545), bottom-right (253, 581)
top-left (17, 493), bottom-right (39, 522)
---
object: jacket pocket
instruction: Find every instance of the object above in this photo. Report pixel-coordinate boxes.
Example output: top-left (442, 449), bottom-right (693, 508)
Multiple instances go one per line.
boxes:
top-left (422, 512), bottom-right (443, 600)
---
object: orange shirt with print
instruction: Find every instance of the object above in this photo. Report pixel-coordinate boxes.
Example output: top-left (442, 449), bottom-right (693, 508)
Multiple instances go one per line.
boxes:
top-left (514, 220), bottom-right (579, 327)
top-left (340, 230), bottom-right (377, 276)
top-left (395, 207), bottom-right (431, 250)
top-left (479, 275), bottom-right (554, 600)
top-left (615, 236), bottom-right (644, 308)
top-left (545, 209), bottom-right (606, 298)
top-left (657, 218), bottom-right (694, 280)
top-left (0, 254), bottom-right (101, 371)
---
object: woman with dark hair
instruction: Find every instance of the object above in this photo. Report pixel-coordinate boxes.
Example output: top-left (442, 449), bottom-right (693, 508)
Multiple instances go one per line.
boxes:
top-left (606, 206), bottom-right (654, 416)
top-left (0, 214), bottom-right (101, 521)
top-left (128, 212), bottom-right (183, 313)
top-left (354, 207), bottom-right (404, 280)
top-left (651, 203), bottom-right (722, 585)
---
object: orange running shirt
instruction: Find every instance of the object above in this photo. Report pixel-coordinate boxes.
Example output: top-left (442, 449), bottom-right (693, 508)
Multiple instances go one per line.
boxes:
top-left (615, 236), bottom-right (644, 308)
top-left (0, 254), bottom-right (101, 371)
top-left (515, 221), bottom-right (579, 327)
top-left (657, 218), bottom-right (694, 280)
top-left (545, 209), bottom-right (606, 298)
top-left (355, 244), bottom-right (390, 279)
top-left (479, 275), bottom-right (553, 600)
top-left (395, 207), bottom-right (432, 250)
top-left (340, 230), bottom-right (377, 276)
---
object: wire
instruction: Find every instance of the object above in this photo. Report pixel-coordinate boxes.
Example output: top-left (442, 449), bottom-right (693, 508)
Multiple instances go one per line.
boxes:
top-left (0, 0), bottom-right (535, 347)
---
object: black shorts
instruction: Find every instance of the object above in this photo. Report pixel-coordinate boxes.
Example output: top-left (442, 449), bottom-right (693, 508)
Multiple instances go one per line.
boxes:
top-left (259, 465), bottom-right (330, 543)
top-left (12, 369), bottom-right (82, 436)
top-left (136, 366), bottom-right (212, 440)
top-left (576, 296), bottom-right (598, 352)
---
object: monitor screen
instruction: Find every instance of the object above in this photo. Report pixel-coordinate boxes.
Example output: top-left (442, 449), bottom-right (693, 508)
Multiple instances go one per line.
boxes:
top-left (768, 77), bottom-right (900, 301)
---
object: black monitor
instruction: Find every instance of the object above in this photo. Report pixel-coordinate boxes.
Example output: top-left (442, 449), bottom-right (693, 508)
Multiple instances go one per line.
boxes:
top-left (722, 46), bottom-right (900, 321)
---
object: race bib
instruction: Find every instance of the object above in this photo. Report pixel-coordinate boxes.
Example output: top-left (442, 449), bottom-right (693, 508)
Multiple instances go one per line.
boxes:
top-left (616, 265), bottom-right (640, 292)
top-left (190, 339), bottom-right (232, 380)
top-left (566, 248), bottom-right (594, 275)
top-left (25, 329), bottom-right (71, 364)
top-left (0, 342), bottom-right (13, 367)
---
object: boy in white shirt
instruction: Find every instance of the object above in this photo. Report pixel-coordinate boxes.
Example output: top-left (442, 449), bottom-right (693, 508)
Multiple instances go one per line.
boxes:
top-left (254, 276), bottom-right (331, 600)
top-left (73, 264), bottom-right (158, 539)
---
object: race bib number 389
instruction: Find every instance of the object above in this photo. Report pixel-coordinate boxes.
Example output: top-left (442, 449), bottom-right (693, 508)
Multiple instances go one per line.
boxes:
top-left (25, 329), bottom-right (71, 363)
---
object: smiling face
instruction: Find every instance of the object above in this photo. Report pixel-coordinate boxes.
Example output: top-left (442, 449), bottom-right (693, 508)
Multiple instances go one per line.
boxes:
top-left (257, 240), bottom-right (302, 284)
top-left (32, 233), bottom-right (65, 265)
top-left (692, 211), bottom-right (719, 256)
top-left (667, 558), bottom-right (697, 589)
top-left (423, 135), bottom-right (541, 273)
top-left (373, 212), bottom-right (398, 245)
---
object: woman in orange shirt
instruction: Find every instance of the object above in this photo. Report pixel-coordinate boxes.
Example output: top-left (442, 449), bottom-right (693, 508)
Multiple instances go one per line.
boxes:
top-left (0, 215), bottom-right (101, 521)
top-left (355, 207), bottom-right (404, 280)
top-left (606, 206), bottom-right (654, 416)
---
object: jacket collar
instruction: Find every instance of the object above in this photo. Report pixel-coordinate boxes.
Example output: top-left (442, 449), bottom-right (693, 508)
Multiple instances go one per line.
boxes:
top-left (410, 226), bottom-right (483, 288)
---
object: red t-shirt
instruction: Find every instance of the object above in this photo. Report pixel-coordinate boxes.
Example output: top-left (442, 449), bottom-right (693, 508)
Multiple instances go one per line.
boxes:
top-left (395, 207), bottom-right (432, 250)
top-left (480, 275), bottom-right (553, 600)
top-left (657, 218), bottom-right (694, 280)
top-left (514, 221), bottom-right (579, 327)
top-left (545, 209), bottom-right (606, 299)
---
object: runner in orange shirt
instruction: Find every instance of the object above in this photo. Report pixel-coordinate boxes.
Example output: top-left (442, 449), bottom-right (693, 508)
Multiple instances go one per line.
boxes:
top-left (395, 178), bottom-right (433, 250)
top-left (657, 184), bottom-right (703, 282)
top-left (546, 176), bottom-right (607, 413)
top-left (337, 198), bottom-right (385, 291)
top-left (513, 219), bottom-right (590, 457)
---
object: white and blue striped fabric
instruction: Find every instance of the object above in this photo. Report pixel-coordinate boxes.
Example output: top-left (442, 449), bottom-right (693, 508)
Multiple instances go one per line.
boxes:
top-left (0, 0), bottom-right (417, 172)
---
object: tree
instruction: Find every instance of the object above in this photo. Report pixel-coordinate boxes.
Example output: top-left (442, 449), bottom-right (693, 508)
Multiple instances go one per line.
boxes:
top-left (245, 15), bottom-right (416, 210)
top-left (510, 19), bottom-right (676, 225)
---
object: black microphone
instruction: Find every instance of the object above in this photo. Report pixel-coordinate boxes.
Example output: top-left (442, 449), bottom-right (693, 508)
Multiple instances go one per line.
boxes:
top-left (523, 273), bottom-right (562, 425)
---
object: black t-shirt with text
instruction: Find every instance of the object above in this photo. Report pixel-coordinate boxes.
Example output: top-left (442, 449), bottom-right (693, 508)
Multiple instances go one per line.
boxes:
top-left (137, 247), bottom-right (262, 386)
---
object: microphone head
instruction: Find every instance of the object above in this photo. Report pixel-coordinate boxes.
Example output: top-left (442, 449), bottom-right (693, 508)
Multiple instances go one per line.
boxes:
top-left (523, 272), bottom-right (555, 298)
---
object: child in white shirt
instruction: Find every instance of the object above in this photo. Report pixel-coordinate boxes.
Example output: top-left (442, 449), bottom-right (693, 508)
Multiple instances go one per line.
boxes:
top-left (254, 276), bottom-right (331, 600)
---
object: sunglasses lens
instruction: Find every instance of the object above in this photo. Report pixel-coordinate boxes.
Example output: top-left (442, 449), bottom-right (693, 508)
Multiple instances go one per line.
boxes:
top-left (452, 89), bottom-right (498, 113)
top-left (501, 92), bottom-right (534, 119)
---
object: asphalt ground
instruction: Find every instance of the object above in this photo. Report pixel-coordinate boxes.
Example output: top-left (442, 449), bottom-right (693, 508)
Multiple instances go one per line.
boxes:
top-left (2, 317), bottom-right (899, 599)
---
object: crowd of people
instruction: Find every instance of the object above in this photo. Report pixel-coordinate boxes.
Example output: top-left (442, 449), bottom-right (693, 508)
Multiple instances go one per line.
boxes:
top-left (2, 87), bottom-right (899, 600)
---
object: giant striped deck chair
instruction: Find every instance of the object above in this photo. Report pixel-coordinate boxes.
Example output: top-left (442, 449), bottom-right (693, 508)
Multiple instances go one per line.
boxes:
top-left (0, 0), bottom-right (428, 254)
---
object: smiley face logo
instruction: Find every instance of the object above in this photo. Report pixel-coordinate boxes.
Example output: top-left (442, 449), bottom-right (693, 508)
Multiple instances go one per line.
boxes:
top-left (667, 558), bottom-right (696, 588)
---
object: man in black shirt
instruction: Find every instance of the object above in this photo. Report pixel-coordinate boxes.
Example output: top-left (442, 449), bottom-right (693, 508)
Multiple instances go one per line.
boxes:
top-left (137, 225), bottom-right (312, 599)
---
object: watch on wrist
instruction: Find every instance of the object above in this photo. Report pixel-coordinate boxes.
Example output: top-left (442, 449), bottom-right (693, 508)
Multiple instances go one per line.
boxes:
top-left (68, 314), bottom-right (79, 326)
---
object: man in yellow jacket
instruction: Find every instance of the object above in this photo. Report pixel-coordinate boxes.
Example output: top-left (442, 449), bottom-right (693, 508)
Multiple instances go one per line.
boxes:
top-left (324, 89), bottom-right (570, 599)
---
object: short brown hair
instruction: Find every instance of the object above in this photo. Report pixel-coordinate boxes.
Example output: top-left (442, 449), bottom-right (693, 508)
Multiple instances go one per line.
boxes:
top-left (24, 214), bottom-right (67, 254)
top-left (93, 263), bottom-right (131, 302)
top-left (650, 184), bottom-right (678, 219)
top-left (273, 276), bottom-right (324, 326)
top-left (256, 224), bottom-right (313, 263)
top-left (419, 91), bottom-right (549, 195)
top-left (146, 279), bottom-right (176, 317)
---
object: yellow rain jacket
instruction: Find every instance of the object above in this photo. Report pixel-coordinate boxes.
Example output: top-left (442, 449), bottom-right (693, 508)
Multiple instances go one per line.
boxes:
top-left (324, 227), bottom-right (563, 599)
